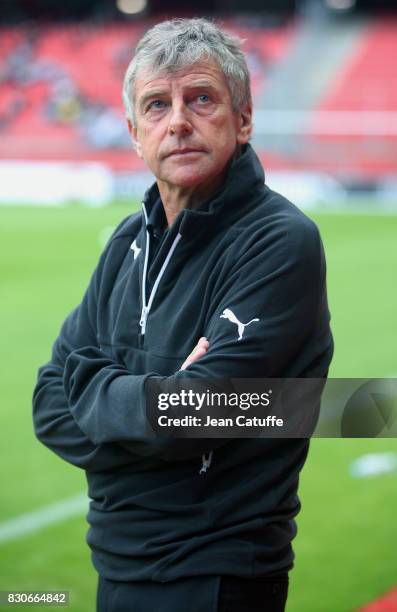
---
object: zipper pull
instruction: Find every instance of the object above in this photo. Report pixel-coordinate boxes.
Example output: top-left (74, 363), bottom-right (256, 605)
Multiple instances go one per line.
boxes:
top-left (199, 451), bottom-right (213, 475)
top-left (139, 306), bottom-right (148, 334)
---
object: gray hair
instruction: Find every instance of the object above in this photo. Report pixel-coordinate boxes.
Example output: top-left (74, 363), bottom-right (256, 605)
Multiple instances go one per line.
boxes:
top-left (122, 18), bottom-right (251, 123)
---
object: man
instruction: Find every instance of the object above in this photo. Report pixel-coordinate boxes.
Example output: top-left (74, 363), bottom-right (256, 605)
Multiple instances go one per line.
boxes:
top-left (33, 18), bottom-right (333, 612)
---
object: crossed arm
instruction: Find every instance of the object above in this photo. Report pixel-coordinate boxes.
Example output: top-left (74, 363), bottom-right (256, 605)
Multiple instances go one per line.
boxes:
top-left (32, 326), bottom-right (209, 472)
top-left (33, 216), bottom-right (324, 470)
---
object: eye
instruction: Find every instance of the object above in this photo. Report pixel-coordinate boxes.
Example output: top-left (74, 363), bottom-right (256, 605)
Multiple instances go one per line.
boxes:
top-left (196, 94), bottom-right (210, 104)
top-left (147, 99), bottom-right (166, 111)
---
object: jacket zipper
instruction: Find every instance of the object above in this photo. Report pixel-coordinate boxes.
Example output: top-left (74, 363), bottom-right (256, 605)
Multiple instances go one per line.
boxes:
top-left (200, 451), bottom-right (213, 475)
top-left (140, 202), bottom-right (212, 475)
top-left (139, 202), bottom-right (182, 336)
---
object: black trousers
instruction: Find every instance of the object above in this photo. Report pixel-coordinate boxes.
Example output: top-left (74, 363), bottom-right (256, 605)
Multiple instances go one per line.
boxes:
top-left (97, 573), bottom-right (289, 612)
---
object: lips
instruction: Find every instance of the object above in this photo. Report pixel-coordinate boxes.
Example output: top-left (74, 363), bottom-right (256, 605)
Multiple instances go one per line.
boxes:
top-left (165, 148), bottom-right (205, 158)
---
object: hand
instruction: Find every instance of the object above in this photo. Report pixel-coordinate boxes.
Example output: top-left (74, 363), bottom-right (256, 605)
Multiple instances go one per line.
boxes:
top-left (180, 337), bottom-right (209, 370)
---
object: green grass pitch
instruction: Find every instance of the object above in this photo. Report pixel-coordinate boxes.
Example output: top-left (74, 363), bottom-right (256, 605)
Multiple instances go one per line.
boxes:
top-left (0, 203), bottom-right (396, 611)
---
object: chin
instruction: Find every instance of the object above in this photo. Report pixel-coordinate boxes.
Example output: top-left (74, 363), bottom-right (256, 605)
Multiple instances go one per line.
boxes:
top-left (166, 170), bottom-right (213, 188)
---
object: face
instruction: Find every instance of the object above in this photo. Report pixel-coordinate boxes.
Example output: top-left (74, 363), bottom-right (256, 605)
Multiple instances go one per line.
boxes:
top-left (128, 61), bottom-right (252, 194)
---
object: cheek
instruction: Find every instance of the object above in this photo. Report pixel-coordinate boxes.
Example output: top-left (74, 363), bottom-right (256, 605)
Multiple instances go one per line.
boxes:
top-left (136, 122), bottom-right (163, 155)
top-left (207, 115), bottom-right (239, 146)
top-left (211, 130), bottom-right (238, 159)
top-left (138, 134), bottom-right (160, 165)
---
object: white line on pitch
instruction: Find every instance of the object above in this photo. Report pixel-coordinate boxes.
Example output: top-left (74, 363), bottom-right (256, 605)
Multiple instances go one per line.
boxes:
top-left (0, 492), bottom-right (87, 545)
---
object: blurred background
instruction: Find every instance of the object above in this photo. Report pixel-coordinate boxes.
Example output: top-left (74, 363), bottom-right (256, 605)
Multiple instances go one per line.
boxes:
top-left (1, 0), bottom-right (396, 610)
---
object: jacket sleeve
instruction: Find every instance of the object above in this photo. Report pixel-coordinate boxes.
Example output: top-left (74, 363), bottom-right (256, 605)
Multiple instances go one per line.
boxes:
top-left (32, 230), bottom-right (138, 472)
top-left (62, 216), bottom-right (328, 461)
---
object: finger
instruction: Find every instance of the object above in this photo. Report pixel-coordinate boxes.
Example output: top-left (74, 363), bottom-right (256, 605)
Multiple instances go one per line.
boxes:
top-left (190, 346), bottom-right (207, 361)
top-left (193, 340), bottom-right (208, 354)
top-left (180, 344), bottom-right (208, 370)
top-left (187, 339), bottom-right (208, 361)
top-left (180, 348), bottom-right (206, 370)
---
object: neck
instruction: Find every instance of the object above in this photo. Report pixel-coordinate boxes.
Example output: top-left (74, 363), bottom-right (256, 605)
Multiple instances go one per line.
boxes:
top-left (157, 147), bottom-right (241, 227)
top-left (157, 182), bottom-right (220, 227)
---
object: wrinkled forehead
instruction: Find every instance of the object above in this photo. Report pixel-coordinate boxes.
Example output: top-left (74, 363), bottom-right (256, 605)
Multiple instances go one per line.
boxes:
top-left (133, 59), bottom-right (230, 100)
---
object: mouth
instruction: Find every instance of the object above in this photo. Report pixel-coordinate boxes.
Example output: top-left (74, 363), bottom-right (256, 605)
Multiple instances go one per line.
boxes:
top-left (165, 148), bottom-right (205, 158)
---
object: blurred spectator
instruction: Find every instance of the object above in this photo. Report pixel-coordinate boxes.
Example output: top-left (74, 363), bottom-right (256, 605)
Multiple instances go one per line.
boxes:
top-left (46, 76), bottom-right (82, 124)
top-left (81, 103), bottom-right (130, 149)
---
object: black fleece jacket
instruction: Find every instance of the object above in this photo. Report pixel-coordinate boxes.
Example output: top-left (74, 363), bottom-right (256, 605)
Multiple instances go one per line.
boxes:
top-left (33, 144), bottom-right (333, 583)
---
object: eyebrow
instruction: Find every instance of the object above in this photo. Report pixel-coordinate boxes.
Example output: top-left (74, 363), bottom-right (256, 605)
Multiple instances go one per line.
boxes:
top-left (138, 90), bottom-right (168, 110)
top-left (186, 81), bottom-right (218, 91)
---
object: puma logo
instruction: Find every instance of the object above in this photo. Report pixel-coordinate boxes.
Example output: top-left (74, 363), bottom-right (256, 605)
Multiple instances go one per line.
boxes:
top-left (220, 308), bottom-right (260, 341)
top-left (130, 239), bottom-right (141, 260)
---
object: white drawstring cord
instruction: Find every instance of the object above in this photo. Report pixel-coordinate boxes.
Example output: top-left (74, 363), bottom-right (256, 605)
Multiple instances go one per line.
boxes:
top-left (139, 201), bottom-right (182, 335)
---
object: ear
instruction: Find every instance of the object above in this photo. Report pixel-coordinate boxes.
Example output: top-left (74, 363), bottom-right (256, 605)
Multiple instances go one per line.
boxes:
top-left (236, 102), bottom-right (253, 145)
top-left (127, 118), bottom-right (143, 158)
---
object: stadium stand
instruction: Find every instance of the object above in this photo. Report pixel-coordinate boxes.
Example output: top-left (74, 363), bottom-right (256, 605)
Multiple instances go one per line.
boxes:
top-left (0, 15), bottom-right (396, 179)
top-left (318, 17), bottom-right (397, 112)
top-left (0, 19), bottom-right (295, 169)
top-left (309, 16), bottom-right (397, 177)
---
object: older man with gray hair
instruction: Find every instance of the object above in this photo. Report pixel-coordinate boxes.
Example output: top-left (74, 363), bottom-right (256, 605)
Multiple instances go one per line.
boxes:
top-left (33, 17), bottom-right (333, 612)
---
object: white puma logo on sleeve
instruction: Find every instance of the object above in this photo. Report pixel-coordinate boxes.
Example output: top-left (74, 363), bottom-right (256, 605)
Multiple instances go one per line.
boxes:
top-left (220, 308), bottom-right (260, 341)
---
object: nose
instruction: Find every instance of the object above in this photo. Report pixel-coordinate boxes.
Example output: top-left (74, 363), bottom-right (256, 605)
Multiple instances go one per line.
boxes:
top-left (167, 102), bottom-right (193, 137)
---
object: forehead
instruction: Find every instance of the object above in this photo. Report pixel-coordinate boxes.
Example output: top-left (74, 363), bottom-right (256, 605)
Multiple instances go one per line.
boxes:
top-left (134, 60), bottom-right (231, 99)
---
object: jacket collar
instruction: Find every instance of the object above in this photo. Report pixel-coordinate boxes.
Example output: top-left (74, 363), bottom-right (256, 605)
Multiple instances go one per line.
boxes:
top-left (142, 144), bottom-right (266, 239)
